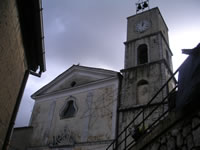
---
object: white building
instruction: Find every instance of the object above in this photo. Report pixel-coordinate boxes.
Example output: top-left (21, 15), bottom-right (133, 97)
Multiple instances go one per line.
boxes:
top-left (29, 65), bottom-right (121, 150)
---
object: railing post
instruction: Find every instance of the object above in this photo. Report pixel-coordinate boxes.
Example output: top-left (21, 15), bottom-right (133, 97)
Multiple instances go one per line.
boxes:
top-left (124, 130), bottom-right (127, 150)
top-left (143, 107), bottom-right (145, 130)
top-left (165, 80), bottom-right (169, 116)
top-left (115, 135), bottom-right (118, 150)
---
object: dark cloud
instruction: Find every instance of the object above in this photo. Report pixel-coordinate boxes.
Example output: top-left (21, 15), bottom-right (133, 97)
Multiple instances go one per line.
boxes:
top-left (16, 0), bottom-right (200, 127)
top-left (43, 0), bottom-right (128, 70)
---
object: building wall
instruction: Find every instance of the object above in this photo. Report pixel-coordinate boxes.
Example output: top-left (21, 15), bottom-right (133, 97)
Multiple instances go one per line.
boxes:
top-left (121, 62), bottom-right (166, 107)
top-left (118, 60), bottom-right (175, 146)
top-left (28, 143), bottom-right (110, 150)
top-left (29, 79), bottom-right (119, 149)
top-left (9, 127), bottom-right (33, 150)
top-left (124, 33), bottom-right (172, 71)
top-left (0, 0), bottom-right (27, 148)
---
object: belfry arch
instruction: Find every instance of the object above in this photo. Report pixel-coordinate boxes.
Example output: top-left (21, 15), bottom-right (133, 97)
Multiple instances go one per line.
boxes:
top-left (137, 44), bottom-right (148, 65)
top-left (136, 80), bottom-right (149, 104)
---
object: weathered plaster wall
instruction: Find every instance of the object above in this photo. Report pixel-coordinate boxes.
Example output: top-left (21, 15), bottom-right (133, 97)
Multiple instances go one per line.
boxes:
top-left (118, 60), bottom-right (175, 146)
top-left (125, 35), bottom-right (161, 68)
top-left (44, 73), bottom-right (102, 94)
top-left (119, 105), bottom-right (167, 132)
top-left (124, 33), bottom-right (172, 70)
top-left (0, 0), bottom-right (27, 148)
top-left (28, 142), bottom-right (110, 150)
top-left (121, 62), bottom-right (165, 107)
top-left (29, 79), bottom-right (119, 149)
top-left (160, 36), bottom-right (173, 71)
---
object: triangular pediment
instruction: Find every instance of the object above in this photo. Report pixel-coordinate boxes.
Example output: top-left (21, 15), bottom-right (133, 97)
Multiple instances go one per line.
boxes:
top-left (32, 65), bottom-right (118, 98)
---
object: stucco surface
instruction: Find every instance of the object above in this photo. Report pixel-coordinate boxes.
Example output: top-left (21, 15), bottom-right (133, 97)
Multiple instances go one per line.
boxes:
top-left (29, 68), bottom-right (119, 149)
top-left (0, 0), bottom-right (27, 148)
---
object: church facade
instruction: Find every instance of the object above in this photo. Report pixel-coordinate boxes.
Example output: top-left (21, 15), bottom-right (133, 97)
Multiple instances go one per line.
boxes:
top-left (11, 7), bottom-right (175, 150)
top-left (29, 65), bottom-right (121, 150)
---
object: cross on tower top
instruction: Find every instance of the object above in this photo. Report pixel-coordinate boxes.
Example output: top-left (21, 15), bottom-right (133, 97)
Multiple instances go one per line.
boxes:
top-left (136, 0), bottom-right (149, 13)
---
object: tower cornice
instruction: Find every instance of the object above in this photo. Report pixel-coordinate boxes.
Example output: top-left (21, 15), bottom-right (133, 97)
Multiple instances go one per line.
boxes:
top-left (124, 31), bottom-right (173, 56)
top-left (127, 7), bottom-right (168, 31)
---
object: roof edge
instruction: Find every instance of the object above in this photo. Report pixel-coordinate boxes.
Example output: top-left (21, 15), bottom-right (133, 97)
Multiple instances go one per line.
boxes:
top-left (31, 65), bottom-right (120, 99)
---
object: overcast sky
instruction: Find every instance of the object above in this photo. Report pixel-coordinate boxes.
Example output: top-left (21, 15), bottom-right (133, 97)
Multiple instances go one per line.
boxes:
top-left (15, 0), bottom-right (200, 127)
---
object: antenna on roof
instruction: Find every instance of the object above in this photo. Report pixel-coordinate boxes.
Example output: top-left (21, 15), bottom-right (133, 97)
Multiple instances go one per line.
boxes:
top-left (136, 0), bottom-right (149, 14)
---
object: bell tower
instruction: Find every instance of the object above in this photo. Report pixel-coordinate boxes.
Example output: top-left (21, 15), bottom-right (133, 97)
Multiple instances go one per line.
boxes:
top-left (118, 7), bottom-right (174, 131)
top-left (124, 7), bottom-right (172, 69)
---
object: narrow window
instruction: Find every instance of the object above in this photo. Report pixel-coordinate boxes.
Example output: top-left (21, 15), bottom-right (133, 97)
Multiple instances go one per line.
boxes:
top-left (63, 101), bottom-right (75, 118)
top-left (136, 80), bottom-right (149, 104)
top-left (138, 44), bottom-right (148, 65)
top-left (166, 50), bottom-right (169, 62)
top-left (60, 97), bottom-right (77, 119)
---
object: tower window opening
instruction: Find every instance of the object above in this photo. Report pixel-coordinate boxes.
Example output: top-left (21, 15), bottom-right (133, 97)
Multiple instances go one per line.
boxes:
top-left (138, 44), bottom-right (148, 65)
top-left (166, 50), bottom-right (169, 62)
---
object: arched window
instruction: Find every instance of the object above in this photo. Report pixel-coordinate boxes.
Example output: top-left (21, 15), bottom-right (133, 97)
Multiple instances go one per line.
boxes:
top-left (136, 80), bottom-right (149, 104)
top-left (138, 44), bottom-right (148, 65)
top-left (60, 97), bottom-right (77, 119)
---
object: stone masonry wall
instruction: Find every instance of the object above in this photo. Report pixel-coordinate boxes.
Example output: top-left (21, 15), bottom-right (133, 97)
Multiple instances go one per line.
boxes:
top-left (132, 109), bottom-right (200, 150)
top-left (0, 0), bottom-right (27, 148)
top-left (144, 111), bottom-right (200, 150)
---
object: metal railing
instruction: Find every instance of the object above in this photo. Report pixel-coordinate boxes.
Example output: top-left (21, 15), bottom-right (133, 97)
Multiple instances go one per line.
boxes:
top-left (106, 68), bottom-right (179, 150)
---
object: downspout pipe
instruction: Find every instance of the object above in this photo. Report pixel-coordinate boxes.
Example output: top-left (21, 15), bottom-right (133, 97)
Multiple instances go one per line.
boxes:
top-left (2, 68), bottom-right (44, 149)
top-left (2, 67), bottom-right (44, 150)
top-left (30, 70), bottom-right (43, 77)
top-left (2, 70), bottom-right (29, 150)
top-left (115, 73), bottom-right (123, 148)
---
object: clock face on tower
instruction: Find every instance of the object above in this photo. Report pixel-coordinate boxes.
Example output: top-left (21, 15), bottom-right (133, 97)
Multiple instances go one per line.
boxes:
top-left (135, 20), bottom-right (151, 33)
